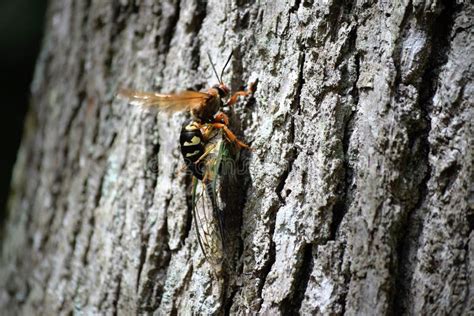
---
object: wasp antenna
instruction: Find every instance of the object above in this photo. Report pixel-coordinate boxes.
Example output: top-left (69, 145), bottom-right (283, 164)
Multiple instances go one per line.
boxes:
top-left (220, 51), bottom-right (233, 84)
top-left (207, 53), bottom-right (221, 84)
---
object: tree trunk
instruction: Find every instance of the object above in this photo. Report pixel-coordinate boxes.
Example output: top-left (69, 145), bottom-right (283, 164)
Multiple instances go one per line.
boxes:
top-left (1, 0), bottom-right (472, 314)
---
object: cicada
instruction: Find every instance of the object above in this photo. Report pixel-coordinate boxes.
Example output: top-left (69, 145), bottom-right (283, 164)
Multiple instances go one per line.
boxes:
top-left (189, 124), bottom-right (233, 274)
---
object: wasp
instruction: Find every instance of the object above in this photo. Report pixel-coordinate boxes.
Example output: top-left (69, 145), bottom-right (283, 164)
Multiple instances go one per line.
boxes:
top-left (118, 52), bottom-right (256, 153)
top-left (118, 52), bottom-right (256, 273)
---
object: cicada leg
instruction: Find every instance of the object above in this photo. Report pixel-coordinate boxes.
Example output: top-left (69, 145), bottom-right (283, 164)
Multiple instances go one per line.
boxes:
top-left (194, 143), bottom-right (217, 165)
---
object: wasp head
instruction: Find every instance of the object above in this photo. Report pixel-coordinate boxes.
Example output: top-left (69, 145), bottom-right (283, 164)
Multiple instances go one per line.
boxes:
top-left (213, 83), bottom-right (230, 99)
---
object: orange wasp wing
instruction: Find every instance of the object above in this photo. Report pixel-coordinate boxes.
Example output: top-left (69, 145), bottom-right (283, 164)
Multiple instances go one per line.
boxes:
top-left (118, 88), bottom-right (210, 113)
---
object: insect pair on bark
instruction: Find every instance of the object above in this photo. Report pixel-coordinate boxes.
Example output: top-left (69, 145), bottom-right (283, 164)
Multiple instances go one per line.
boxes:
top-left (118, 52), bottom-right (257, 275)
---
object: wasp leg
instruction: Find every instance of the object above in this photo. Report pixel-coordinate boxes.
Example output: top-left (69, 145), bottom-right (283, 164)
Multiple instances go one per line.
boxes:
top-left (213, 112), bottom-right (229, 125)
top-left (211, 123), bottom-right (251, 150)
top-left (225, 79), bottom-right (258, 107)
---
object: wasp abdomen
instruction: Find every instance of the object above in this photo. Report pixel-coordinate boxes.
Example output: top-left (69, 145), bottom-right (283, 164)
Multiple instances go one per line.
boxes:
top-left (180, 121), bottom-right (205, 180)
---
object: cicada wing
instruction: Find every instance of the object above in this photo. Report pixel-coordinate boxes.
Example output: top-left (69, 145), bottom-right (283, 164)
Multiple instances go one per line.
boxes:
top-left (117, 88), bottom-right (209, 112)
top-left (192, 176), bottom-right (225, 271)
top-left (191, 136), bottom-right (229, 273)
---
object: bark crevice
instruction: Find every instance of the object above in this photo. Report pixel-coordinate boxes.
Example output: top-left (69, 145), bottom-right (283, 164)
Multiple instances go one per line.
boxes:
top-left (280, 243), bottom-right (313, 315)
top-left (392, 0), bottom-right (459, 312)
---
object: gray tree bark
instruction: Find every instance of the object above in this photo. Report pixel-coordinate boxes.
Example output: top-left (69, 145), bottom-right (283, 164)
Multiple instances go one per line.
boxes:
top-left (0, 0), bottom-right (472, 315)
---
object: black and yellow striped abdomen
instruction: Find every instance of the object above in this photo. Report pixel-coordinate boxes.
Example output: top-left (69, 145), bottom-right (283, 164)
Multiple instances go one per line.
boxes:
top-left (180, 120), bottom-right (205, 180)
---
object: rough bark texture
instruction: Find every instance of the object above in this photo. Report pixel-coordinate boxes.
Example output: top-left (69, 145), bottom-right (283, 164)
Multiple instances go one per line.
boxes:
top-left (0, 0), bottom-right (472, 315)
